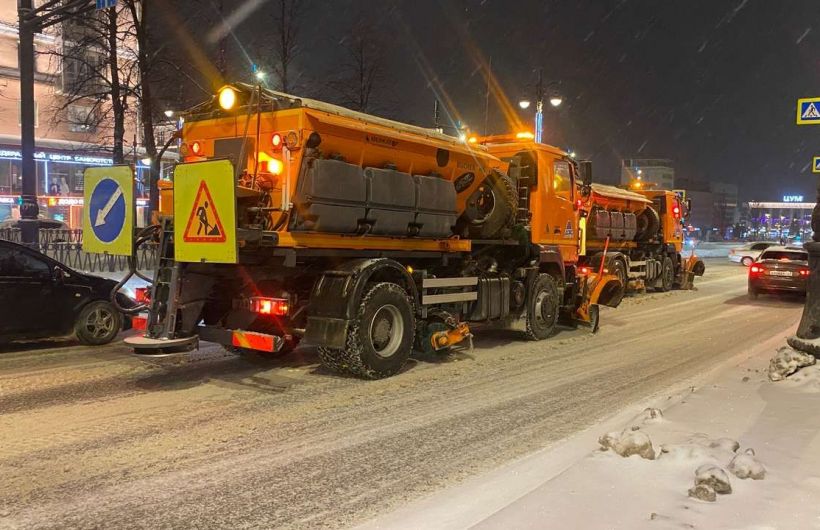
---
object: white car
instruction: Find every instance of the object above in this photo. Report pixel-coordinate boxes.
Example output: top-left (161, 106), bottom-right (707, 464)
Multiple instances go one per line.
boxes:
top-left (729, 241), bottom-right (779, 266)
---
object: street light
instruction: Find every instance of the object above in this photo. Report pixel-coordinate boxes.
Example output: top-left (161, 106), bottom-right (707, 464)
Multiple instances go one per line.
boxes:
top-left (255, 70), bottom-right (266, 81)
top-left (164, 110), bottom-right (174, 118)
top-left (520, 70), bottom-right (563, 143)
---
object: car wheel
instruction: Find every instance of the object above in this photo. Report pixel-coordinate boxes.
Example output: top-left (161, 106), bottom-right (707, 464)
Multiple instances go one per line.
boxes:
top-left (741, 257), bottom-right (753, 267)
top-left (75, 301), bottom-right (122, 345)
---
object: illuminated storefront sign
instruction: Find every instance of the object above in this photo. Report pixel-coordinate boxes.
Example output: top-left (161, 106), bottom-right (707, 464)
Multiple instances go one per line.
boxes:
top-left (0, 149), bottom-right (113, 166)
top-left (783, 195), bottom-right (804, 202)
top-left (0, 195), bottom-right (148, 207)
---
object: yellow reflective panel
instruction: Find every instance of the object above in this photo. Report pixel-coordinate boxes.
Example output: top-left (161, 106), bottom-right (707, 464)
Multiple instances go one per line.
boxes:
top-left (82, 165), bottom-right (135, 256)
top-left (173, 159), bottom-right (238, 264)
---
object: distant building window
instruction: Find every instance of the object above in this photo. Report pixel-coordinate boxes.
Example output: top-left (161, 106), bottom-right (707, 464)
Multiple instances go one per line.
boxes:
top-left (67, 105), bottom-right (97, 133)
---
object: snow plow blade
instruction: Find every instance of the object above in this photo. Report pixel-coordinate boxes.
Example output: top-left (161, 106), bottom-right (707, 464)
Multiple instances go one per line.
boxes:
top-left (678, 254), bottom-right (705, 290)
top-left (576, 273), bottom-right (623, 333)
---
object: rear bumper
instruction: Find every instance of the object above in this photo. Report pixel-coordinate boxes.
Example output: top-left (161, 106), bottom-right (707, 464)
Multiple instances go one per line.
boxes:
top-left (748, 278), bottom-right (807, 293)
top-left (125, 325), bottom-right (284, 355)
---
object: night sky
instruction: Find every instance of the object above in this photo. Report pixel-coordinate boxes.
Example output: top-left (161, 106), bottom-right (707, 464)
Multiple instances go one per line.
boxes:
top-left (159, 0), bottom-right (820, 200)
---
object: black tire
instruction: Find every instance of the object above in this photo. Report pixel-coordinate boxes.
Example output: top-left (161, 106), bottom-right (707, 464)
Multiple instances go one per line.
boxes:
top-left (748, 287), bottom-right (759, 300)
top-left (75, 300), bottom-right (122, 345)
top-left (525, 274), bottom-right (560, 340)
top-left (660, 257), bottom-right (674, 292)
top-left (463, 170), bottom-right (518, 239)
top-left (635, 207), bottom-right (661, 241)
top-left (741, 256), bottom-right (753, 267)
top-left (611, 258), bottom-right (628, 291)
top-left (318, 282), bottom-right (415, 379)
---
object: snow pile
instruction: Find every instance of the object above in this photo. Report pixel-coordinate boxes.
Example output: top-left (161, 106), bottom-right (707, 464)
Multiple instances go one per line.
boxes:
top-left (693, 464), bottom-right (732, 494)
top-left (728, 449), bottom-right (766, 480)
top-left (768, 345), bottom-right (816, 381)
top-left (688, 483), bottom-right (716, 502)
top-left (598, 429), bottom-right (655, 460)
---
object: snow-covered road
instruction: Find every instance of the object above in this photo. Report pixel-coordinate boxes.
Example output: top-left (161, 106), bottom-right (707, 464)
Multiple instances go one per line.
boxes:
top-left (0, 260), bottom-right (804, 529)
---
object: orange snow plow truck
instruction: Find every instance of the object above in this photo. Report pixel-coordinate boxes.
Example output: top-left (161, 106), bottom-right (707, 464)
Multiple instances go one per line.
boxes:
top-left (480, 135), bottom-right (705, 293)
top-left (127, 84), bottom-right (623, 378)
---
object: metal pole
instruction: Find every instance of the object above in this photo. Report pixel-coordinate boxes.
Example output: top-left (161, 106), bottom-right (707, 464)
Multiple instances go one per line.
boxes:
top-left (17, 0), bottom-right (40, 246)
top-left (535, 69), bottom-right (544, 143)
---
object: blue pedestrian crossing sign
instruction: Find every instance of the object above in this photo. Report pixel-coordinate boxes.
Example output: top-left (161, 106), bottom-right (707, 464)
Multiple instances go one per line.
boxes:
top-left (797, 97), bottom-right (820, 125)
top-left (82, 166), bottom-right (134, 256)
top-left (814, 156), bottom-right (820, 174)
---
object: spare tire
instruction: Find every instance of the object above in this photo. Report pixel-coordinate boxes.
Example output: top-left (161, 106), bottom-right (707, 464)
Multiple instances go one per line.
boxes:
top-left (461, 169), bottom-right (518, 239)
top-left (635, 206), bottom-right (661, 241)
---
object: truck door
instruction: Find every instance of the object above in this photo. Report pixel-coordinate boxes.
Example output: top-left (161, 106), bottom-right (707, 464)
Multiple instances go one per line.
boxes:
top-left (544, 159), bottom-right (578, 261)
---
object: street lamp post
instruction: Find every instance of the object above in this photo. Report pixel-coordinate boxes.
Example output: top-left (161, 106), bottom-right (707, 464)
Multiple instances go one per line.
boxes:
top-left (17, 0), bottom-right (97, 246)
top-left (519, 70), bottom-right (562, 143)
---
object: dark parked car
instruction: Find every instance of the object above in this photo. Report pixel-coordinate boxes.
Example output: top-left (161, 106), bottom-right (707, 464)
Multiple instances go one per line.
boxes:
top-left (0, 239), bottom-right (134, 346)
top-left (748, 246), bottom-right (809, 299)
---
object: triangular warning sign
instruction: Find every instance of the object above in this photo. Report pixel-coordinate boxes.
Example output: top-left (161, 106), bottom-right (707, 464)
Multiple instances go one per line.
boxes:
top-left (183, 180), bottom-right (227, 242)
top-left (802, 102), bottom-right (820, 120)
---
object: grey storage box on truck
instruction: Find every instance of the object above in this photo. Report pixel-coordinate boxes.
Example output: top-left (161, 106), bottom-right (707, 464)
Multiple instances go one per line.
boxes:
top-left (591, 209), bottom-right (611, 239)
top-left (364, 168), bottom-right (416, 236)
top-left (292, 159), bottom-right (366, 234)
top-left (609, 211), bottom-right (625, 240)
top-left (414, 175), bottom-right (456, 238)
top-left (623, 212), bottom-right (637, 241)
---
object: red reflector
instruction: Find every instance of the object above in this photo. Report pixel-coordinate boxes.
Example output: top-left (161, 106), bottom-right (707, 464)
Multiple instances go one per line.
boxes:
top-left (135, 287), bottom-right (151, 304)
top-left (232, 331), bottom-right (275, 352)
top-left (249, 296), bottom-right (289, 316)
top-left (132, 316), bottom-right (147, 331)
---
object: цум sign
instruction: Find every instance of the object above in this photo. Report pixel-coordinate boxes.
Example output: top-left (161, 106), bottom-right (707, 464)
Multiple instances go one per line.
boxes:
top-left (783, 195), bottom-right (804, 203)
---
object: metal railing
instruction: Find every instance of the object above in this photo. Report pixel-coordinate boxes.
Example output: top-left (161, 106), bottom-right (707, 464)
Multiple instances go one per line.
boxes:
top-left (0, 228), bottom-right (158, 274)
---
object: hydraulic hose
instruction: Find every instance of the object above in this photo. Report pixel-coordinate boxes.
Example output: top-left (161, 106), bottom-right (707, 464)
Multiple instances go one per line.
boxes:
top-left (110, 224), bottom-right (161, 315)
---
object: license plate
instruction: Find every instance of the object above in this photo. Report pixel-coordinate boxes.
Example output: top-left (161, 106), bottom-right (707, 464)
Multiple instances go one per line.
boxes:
top-left (768, 270), bottom-right (793, 277)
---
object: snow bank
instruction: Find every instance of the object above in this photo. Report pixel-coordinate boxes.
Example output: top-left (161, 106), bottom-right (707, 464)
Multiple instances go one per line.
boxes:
top-left (728, 450), bottom-right (766, 480)
top-left (768, 345), bottom-right (816, 381)
top-left (694, 464), bottom-right (732, 494)
top-left (598, 430), bottom-right (656, 460)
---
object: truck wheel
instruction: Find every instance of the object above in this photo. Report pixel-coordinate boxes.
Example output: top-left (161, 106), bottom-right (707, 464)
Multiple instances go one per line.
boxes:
top-left (525, 274), bottom-right (559, 340)
top-left (75, 301), bottom-right (122, 345)
top-left (334, 282), bottom-right (416, 379)
top-left (660, 257), bottom-right (674, 292)
top-left (463, 170), bottom-right (518, 239)
top-left (611, 258), bottom-right (628, 291)
top-left (635, 206), bottom-right (661, 241)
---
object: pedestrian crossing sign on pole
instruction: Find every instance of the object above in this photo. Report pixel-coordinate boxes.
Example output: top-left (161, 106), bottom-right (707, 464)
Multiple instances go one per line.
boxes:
top-left (174, 159), bottom-right (237, 264)
top-left (797, 97), bottom-right (820, 125)
top-left (813, 156), bottom-right (820, 174)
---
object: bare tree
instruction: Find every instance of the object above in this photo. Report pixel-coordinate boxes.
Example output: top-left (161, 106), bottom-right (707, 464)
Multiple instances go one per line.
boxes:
top-left (268, 0), bottom-right (304, 93)
top-left (44, 3), bottom-right (140, 164)
top-left (327, 20), bottom-right (394, 115)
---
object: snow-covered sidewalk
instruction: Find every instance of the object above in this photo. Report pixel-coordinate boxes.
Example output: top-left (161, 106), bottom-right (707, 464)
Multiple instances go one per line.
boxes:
top-left (359, 321), bottom-right (820, 529)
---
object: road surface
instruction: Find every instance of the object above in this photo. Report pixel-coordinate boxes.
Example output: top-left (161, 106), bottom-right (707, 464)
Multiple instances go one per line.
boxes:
top-left (0, 260), bottom-right (803, 529)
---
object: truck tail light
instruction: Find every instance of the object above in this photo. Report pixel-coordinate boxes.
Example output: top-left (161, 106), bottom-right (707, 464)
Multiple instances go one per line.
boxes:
top-left (191, 141), bottom-right (202, 155)
top-left (672, 205), bottom-right (681, 219)
top-left (272, 133), bottom-right (283, 150)
top-left (578, 266), bottom-right (591, 276)
top-left (249, 296), bottom-right (289, 316)
top-left (135, 287), bottom-right (151, 304)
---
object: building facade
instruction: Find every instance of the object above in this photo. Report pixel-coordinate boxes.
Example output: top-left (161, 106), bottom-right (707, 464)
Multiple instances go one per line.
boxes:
top-left (0, 3), bottom-right (169, 228)
top-left (620, 158), bottom-right (675, 189)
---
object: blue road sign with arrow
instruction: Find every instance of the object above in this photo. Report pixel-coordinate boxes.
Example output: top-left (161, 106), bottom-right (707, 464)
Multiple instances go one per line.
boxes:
top-left (82, 166), bottom-right (134, 256)
top-left (96, 0), bottom-right (117, 9)
top-left (89, 178), bottom-right (125, 243)
top-left (813, 156), bottom-right (820, 174)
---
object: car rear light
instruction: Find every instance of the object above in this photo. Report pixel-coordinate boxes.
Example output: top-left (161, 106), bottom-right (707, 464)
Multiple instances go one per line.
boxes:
top-left (135, 287), bottom-right (151, 304)
top-left (750, 265), bottom-right (765, 274)
top-left (800, 268), bottom-right (810, 277)
top-left (578, 266), bottom-right (590, 275)
top-left (249, 296), bottom-right (289, 316)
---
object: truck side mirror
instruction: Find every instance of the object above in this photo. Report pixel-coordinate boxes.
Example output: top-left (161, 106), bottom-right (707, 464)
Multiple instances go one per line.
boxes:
top-left (579, 160), bottom-right (592, 187)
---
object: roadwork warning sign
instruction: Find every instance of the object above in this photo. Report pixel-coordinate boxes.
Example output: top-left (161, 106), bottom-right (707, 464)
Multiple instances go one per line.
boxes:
top-left (174, 159), bottom-right (237, 264)
top-left (183, 181), bottom-right (226, 242)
